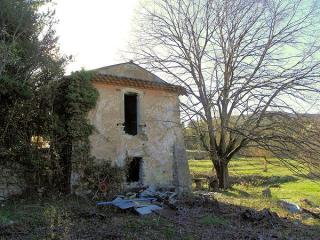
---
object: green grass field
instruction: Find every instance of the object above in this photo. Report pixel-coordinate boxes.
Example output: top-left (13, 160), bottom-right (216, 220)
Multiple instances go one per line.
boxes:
top-left (189, 158), bottom-right (320, 226)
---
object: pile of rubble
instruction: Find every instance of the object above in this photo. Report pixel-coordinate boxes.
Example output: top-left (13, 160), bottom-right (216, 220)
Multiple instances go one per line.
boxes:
top-left (241, 208), bottom-right (280, 223)
top-left (96, 186), bottom-right (178, 215)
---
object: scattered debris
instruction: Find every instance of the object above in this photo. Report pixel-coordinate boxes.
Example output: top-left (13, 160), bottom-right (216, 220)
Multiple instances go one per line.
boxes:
top-left (139, 185), bottom-right (157, 198)
top-left (278, 200), bottom-right (301, 214)
top-left (135, 205), bottom-right (162, 215)
top-left (298, 199), bottom-right (320, 219)
top-left (178, 192), bottom-right (219, 209)
top-left (241, 208), bottom-right (279, 222)
top-left (301, 207), bottom-right (320, 219)
top-left (97, 196), bottom-right (159, 215)
top-left (97, 186), bottom-right (179, 215)
top-left (300, 198), bottom-right (318, 208)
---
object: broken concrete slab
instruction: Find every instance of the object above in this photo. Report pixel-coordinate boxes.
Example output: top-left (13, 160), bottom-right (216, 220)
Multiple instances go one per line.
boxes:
top-left (97, 197), bottom-right (161, 215)
top-left (139, 186), bottom-right (157, 198)
top-left (97, 197), bottom-right (157, 207)
top-left (135, 205), bottom-right (162, 215)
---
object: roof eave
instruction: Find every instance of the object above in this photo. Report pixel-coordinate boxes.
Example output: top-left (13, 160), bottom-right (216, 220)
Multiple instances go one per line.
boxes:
top-left (91, 74), bottom-right (187, 95)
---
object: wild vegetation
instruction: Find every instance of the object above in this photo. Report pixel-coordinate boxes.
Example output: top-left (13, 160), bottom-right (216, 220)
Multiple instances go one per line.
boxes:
top-left (51, 70), bottom-right (98, 193)
top-left (0, 0), bottom-right (67, 193)
top-left (0, 0), bottom-right (100, 195)
top-left (0, 0), bottom-right (65, 162)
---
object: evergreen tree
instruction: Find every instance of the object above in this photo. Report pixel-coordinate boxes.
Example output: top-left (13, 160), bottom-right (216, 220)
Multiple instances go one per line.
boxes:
top-left (0, 0), bottom-right (66, 178)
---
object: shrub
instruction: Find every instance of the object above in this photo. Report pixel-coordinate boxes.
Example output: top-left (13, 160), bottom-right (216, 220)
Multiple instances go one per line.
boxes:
top-left (82, 161), bottom-right (125, 199)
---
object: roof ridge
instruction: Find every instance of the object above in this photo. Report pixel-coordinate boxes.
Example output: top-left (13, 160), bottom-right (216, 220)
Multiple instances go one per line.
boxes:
top-left (90, 61), bottom-right (168, 84)
top-left (90, 61), bottom-right (133, 71)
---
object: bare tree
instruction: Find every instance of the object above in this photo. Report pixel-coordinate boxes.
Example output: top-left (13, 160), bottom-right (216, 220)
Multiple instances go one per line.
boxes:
top-left (131, 0), bottom-right (320, 188)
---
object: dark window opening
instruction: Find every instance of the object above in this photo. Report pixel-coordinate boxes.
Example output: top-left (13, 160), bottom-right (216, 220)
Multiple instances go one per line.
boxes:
top-left (124, 93), bottom-right (138, 135)
top-left (127, 157), bottom-right (142, 182)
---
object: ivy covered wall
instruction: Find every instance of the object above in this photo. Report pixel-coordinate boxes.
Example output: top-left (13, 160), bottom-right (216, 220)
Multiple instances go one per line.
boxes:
top-left (52, 70), bottom-right (99, 193)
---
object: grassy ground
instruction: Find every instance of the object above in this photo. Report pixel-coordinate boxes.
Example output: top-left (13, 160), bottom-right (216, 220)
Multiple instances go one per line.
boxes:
top-left (189, 157), bottom-right (320, 226)
top-left (0, 158), bottom-right (319, 239)
top-left (1, 194), bottom-right (319, 240)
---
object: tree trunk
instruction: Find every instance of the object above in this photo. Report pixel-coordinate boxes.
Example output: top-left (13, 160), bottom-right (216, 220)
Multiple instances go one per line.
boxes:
top-left (213, 160), bottom-right (230, 189)
top-left (263, 156), bottom-right (268, 172)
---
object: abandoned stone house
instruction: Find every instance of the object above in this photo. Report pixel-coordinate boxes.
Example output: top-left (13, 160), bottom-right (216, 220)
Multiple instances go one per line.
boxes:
top-left (74, 61), bottom-right (191, 193)
top-left (0, 62), bottom-right (191, 201)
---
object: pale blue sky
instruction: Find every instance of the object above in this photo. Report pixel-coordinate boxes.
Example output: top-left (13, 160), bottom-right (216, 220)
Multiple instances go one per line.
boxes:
top-left (52, 0), bottom-right (320, 114)
top-left (54, 0), bottom-right (139, 73)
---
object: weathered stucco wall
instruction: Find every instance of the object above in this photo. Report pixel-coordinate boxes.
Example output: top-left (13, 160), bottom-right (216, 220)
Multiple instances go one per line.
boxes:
top-left (87, 83), bottom-right (191, 192)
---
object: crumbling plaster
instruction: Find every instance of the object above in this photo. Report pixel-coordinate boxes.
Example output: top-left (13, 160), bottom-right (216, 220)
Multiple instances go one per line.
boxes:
top-left (88, 83), bottom-right (191, 192)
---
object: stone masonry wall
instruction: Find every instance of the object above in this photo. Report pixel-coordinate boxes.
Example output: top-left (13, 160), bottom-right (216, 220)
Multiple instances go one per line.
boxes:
top-left (83, 83), bottom-right (191, 192)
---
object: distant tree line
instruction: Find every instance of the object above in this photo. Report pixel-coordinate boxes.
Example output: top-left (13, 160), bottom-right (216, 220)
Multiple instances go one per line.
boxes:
top-left (184, 114), bottom-right (320, 159)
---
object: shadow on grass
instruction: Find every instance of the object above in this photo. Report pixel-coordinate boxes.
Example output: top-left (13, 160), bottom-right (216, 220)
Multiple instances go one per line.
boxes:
top-left (230, 175), bottom-right (298, 187)
top-left (221, 188), bottom-right (251, 198)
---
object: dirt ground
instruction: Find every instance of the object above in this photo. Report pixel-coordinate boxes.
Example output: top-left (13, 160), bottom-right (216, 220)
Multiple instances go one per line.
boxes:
top-left (0, 195), bottom-right (319, 240)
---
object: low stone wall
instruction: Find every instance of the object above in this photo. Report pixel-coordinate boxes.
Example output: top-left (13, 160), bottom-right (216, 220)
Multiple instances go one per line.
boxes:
top-left (0, 164), bottom-right (26, 201)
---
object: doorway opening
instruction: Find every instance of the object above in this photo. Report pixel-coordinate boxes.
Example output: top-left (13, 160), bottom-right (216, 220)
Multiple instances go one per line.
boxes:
top-left (127, 157), bottom-right (142, 183)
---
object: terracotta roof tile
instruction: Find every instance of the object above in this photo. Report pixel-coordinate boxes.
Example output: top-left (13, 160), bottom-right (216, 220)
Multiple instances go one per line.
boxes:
top-left (92, 74), bottom-right (186, 95)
